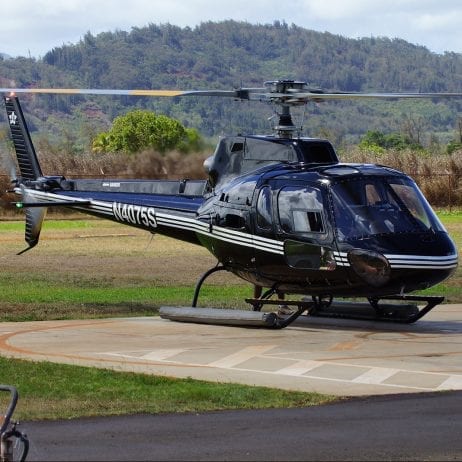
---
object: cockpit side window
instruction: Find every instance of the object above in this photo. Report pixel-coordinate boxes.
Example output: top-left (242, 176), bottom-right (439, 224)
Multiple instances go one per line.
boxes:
top-left (278, 186), bottom-right (325, 235)
top-left (256, 186), bottom-right (272, 230)
top-left (389, 182), bottom-right (430, 228)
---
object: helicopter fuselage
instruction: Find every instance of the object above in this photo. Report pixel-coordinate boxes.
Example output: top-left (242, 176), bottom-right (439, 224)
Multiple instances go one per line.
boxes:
top-left (19, 135), bottom-right (457, 300)
top-left (197, 157), bottom-right (457, 297)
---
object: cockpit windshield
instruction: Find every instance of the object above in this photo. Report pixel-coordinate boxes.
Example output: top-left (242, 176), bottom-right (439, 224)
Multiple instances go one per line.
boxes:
top-left (330, 177), bottom-right (446, 241)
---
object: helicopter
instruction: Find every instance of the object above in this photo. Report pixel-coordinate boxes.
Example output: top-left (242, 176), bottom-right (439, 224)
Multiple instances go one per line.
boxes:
top-left (1, 80), bottom-right (460, 329)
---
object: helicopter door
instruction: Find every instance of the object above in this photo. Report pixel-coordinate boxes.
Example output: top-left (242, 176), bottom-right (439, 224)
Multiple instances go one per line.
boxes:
top-left (213, 176), bottom-right (258, 273)
top-left (253, 184), bottom-right (286, 282)
top-left (256, 183), bottom-right (334, 283)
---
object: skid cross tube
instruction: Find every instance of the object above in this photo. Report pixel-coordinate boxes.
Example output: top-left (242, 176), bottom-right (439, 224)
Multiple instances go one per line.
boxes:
top-left (245, 298), bottom-right (314, 328)
top-left (159, 270), bottom-right (308, 329)
top-left (191, 265), bottom-right (227, 307)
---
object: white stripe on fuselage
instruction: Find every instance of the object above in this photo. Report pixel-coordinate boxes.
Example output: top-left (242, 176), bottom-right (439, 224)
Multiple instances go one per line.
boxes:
top-left (21, 189), bottom-right (458, 265)
top-left (334, 251), bottom-right (458, 270)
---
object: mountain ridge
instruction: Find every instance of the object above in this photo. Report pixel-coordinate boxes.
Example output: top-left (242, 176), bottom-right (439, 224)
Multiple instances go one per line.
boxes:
top-left (0, 20), bottom-right (461, 143)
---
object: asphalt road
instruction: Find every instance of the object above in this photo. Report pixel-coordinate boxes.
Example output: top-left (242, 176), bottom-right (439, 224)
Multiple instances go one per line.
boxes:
top-left (24, 390), bottom-right (462, 461)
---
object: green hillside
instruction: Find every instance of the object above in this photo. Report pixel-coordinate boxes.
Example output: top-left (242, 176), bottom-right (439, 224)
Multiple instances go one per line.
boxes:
top-left (1, 20), bottom-right (462, 144)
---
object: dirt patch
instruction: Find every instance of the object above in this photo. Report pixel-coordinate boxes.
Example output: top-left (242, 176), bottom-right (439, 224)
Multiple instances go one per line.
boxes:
top-left (0, 221), bottom-right (243, 287)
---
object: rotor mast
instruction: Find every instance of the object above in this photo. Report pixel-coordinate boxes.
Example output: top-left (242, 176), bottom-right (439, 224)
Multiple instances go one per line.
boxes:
top-left (264, 80), bottom-right (310, 138)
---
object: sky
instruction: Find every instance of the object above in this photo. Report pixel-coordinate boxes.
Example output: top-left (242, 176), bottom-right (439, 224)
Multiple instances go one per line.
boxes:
top-left (1, 0), bottom-right (462, 58)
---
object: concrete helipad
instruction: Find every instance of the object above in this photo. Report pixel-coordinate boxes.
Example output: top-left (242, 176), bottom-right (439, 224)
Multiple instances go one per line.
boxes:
top-left (0, 304), bottom-right (461, 396)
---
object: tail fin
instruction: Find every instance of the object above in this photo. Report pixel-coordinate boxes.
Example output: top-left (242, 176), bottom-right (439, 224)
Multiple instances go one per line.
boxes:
top-left (4, 95), bottom-right (42, 180)
top-left (4, 96), bottom-right (46, 253)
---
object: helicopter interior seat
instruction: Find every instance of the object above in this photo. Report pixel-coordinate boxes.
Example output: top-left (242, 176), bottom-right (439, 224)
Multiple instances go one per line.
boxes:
top-left (346, 204), bottom-right (394, 235)
top-left (369, 216), bottom-right (396, 234)
top-left (365, 202), bottom-right (413, 234)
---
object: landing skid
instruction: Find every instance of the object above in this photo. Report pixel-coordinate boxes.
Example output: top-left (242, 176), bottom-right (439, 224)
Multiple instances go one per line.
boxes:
top-left (301, 294), bottom-right (443, 323)
top-left (159, 266), bottom-right (445, 328)
top-left (159, 306), bottom-right (303, 329)
top-left (159, 295), bottom-right (443, 328)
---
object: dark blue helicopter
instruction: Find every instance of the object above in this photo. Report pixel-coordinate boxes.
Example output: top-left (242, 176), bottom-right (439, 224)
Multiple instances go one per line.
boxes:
top-left (1, 81), bottom-right (460, 328)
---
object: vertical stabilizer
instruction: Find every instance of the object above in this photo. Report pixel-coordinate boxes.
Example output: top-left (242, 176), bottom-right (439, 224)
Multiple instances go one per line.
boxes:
top-left (4, 95), bottom-right (42, 180)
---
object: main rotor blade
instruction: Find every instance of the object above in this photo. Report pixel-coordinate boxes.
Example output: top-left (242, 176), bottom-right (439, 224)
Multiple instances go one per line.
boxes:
top-left (294, 91), bottom-right (462, 100)
top-left (1, 87), bottom-right (462, 104)
top-left (0, 88), bottom-right (242, 98)
top-left (251, 91), bottom-right (462, 104)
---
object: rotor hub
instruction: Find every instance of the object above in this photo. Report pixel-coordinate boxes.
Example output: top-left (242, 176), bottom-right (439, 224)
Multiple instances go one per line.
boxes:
top-left (264, 81), bottom-right (310, 138)
top-left (264, 80), bottom-right (308, 94)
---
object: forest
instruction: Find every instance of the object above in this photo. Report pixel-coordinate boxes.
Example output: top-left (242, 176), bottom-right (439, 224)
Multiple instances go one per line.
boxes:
top-left (0, 20), bottom-right (462, 146)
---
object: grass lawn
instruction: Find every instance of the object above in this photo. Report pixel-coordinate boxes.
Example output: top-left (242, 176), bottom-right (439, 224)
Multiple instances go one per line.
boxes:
top-left (0, 356), bottom-right (335, 421)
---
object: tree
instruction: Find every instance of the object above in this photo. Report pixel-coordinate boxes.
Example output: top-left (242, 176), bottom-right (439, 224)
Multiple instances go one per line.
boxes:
top-left (93, 110), bottom-right (190, 154)
top-left (400, 113), bottom-right (427, 145)
top-left (177, 127), bottom-right (206, 153)
top-left (447, 140), bottom-right (462, 154)
top-left (359, 130), bottom-right (424, 152)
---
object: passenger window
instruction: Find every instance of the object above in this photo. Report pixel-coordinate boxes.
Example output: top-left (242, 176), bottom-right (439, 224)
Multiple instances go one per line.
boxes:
top-left (278, 186), bottom-right (325, 235)
top-left (256, 187), bottom-right (272, 229)
top-left (292, 210), bottom-right (324, 233)
top-left (223, 178), bottom-right (257, 206)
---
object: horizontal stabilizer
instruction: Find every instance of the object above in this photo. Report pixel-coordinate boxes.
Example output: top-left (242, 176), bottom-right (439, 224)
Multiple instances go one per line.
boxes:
top-left (15, 200), bottom-right (91, 208)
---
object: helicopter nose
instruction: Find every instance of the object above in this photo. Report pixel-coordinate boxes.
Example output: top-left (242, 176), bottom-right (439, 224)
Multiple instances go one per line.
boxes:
top-left (348, 249), bottom-right (391, 287)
